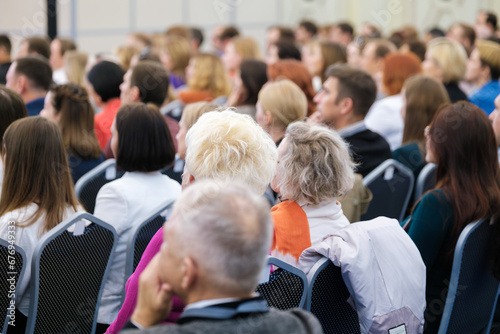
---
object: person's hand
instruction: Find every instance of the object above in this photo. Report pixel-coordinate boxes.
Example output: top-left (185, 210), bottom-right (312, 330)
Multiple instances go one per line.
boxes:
top-left (306, 111), bottom-right (323, 125)
top-left (131, 253), bottom-right (174, 328)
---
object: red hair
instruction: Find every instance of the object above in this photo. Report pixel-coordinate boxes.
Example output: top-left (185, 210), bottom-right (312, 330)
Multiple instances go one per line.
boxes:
top-left (382, 52), bottom-right (421, 96)
top-left (267, 60), bottom-right (316, 116)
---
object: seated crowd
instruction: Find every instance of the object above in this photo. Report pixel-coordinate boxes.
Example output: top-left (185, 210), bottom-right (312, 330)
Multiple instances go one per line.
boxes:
top-left (1, 10), bottom-right (500, 333)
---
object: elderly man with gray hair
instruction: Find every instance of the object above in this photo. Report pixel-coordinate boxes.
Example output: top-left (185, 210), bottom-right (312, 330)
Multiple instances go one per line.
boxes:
top-left (122, 180), bottom-right (322, 333)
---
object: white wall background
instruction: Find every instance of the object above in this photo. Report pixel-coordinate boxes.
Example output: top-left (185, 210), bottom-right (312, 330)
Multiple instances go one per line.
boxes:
top-left (1, 0), bottom-right (500, 55)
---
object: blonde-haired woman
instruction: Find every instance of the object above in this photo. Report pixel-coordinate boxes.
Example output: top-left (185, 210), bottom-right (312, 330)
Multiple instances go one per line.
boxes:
top-left (160, 36), bottom-right (191, 90)
top-left (222, 36), bottom-right (261, 79)
top-left (178, 53), bottom-right (231, 104)
top-left (63, 50), bottom-right (88, 87)
top-left (423, 37), bottom-right (468, 102)
top-left (271, 121), bottom-right (355, 265)
top-left (256, 79), bottom-right (308, 145)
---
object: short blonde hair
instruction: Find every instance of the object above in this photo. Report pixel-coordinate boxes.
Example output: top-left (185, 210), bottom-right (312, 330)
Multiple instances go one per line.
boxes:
top-left (185, 109), bottom-right (277, 195)
top-left (277, 122), bottom-right (355, 205)
top-left (188, 53), bottom-right (231, 97)
top-left (64, 51), bottom-right (88, 87)
top-left (232, 37), bottom-right (261, 60)
top-left (258, 79), bottom-right (308, 131)
top-left (115, 45), bottom-right (140, 71)
top-left (181, 101), bottom-right (221, 130)
top-left (427, 37), bottom-right (467, 83)
top-left (163, 36), bottom-right (191, 78)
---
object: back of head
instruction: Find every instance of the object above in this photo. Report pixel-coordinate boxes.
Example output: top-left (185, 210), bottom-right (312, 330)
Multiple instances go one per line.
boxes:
top-left (15, 56), bottom-right (53, 92)
top-left (115, 103), bottom-right (174, 172)
top-left (427, 37), bottom-right (467, 83)
top-left (130, 60), bottom-right (169, 107)
top-left (63, 50), bottom-right (88, 86)
top-left (0, 117), bottom-right (77, 232)
top-left (50, 83), bottom-right (101, 159)
top-left (56, 38), bottom-right (77, 55)
top-left (232, 37), bottom-right (261, 60)
top-left (190, 27), bottom-right (204, 47)
top-left (299, 20), bottom-right (318, 36)
top-left (382, 52), bottom-right (422, 96)
top-left (276, 122), bottom-right (355, 205)
top-left (0, 35), bottom-right (12, 55)
top-left (402, 74), bottom-right (449, 144)
top-left (239, 59), bottom-right (267, 105)
top-left (0, 86), bottom-right (27, 151)
top-left (163, 36), bottom-right (191, 76)
top-left (219, 26), bottom-right (240, 41)
top-left (181, 102), bottom-right (221, 130)
top-left (188, 53), bottom-right (231, 97)
top-left (368, 38), bottom-right (397, 60)
top-left (273, 40), bottom-right (301, 61)
top-left (26, 36), bottom-right (51, 59)
top-left (258, 79), bottom-right (307, 130)
top-left (326, 63), bottom-right (377, 117)
top-left (173, 179), bottom-right (272, 294)
top-left (476, 40), bottom-right (500, 80)
top-left (185, 110), bottom-right (277, 194)
top-left (87, 60), bottom-right (124, 102)
top-left (320, 42), bottom-right (347, 78)
top-left (165, 26), bottom-right (191, 40)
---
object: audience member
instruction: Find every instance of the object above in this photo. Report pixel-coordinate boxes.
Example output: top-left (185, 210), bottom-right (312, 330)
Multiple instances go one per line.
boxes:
top-left (266, 25), bottom-right (295, 50)
top-left (359, 23), bottom-right (382, 39)
top-left (404, 102), bottom-right (500, 332)
top-left (49, 37), bottom-right (77, 84)
top-left (0, 34), bottom-right (12, 84)
top-left (189, 27), bottom-right (204, 52)
top-left (271, 122), bottom-right (354, 265)
top-left (424, 27), bottom-right (445, 44)
top-left (312, 64), bottom-right (392, 176)
top-left (114, 45), bottom-right (141, 71)
top-left (105, 110), bottom-right (277, 333)
top-left (466, 40), bottom-right (500, 114)
top-left (329, 22), bottom-right (355, 46)
top-left (475, 10), bottom-right (498, 39)
top-left (125, 32), bottom-right (152, 52)
top-left (267, 60), bottom-right (316, 116)
top-left (40, 83), bottom-right (104, 183)
top-left (446, 23), bottom-right (476, 56)
top-left (256, 79), bottom-right (308, 145)
top-left (160, 36), bottom-right (191, 90)
top-left (365, 52), bottom-right (422, 150)
top-left (302, 40), bottom-right (347, 92)
top-left (359, 39), bottom-right (397, 98)
top-left (165, 25), bottom-right (191, 40)
top-left (6, 55), bottom-right (52, 116)
top-left (266, 40), bottom-right (301, 65)
top-left (94, 103), bottom-right (181, 333)
top-left (226, 59), bottom-right (267, 118)
top-left (122, 180), bottom-right (322, 333)
top-left (295, 20), bottom-right (317, 45)
top-left (422, 37), bottom-right (468, 102)
top-left (178, 53), bottom-right (231, 104)
top-left (0, 117), bottom-right (82, 333)
top-left (63, 50), bottom-right (88, 87)
top-left (16, 36), bottom-right (50, 59)
top-left (86, 60), bottom-right (124, 149)
top-left (216, 25), bottom-right (240, 54)
top-left (399, 39), bottom-right (426, 62)
top-left (222, 36), bottom-right (261, 79)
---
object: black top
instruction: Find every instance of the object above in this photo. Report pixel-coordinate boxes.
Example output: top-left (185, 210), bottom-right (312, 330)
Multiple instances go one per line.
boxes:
top-left (0, 62), bottom-right (11, 85)
top-left (444, 82), bottom-right (468, 103)
top-left (344, 129), bottom-right (392, 177)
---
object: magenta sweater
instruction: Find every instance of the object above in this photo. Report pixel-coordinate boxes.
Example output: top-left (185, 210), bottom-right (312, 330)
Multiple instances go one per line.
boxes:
top-left (105, 227), bottom-right (185, 333)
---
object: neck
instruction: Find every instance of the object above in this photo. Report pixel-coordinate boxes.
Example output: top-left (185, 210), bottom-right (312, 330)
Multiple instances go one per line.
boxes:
top-left (0, 54), bottom-right (10, 64)
top-left (22, 91), bottom-right (46, 104)
top-left (476, 74), bottom-right (491, 88)
top-left (185, 287), bottom-right (254, 306)
top-left (332, 114), bottom-right (363, 131)
top-left (268, 126), bottom-right (285, 144)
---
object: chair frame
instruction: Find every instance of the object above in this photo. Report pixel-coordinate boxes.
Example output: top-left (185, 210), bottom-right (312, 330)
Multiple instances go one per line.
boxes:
top-left (362, 159), bottom-right (414, 222)
top-left (438, 218), bottom-right (500, 334)
top-left (413, 162), bottom-right (437, 202)
top-left (25, 213), bottom-right (117, 334)
top-left (0, 239), bottom-right (26, 334)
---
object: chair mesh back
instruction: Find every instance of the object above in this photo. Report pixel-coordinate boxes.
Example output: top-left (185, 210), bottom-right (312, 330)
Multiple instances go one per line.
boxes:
top-left (133, 215), bottom-right (166, 271)
top-left (0, 245), bottom-right (23, 330)
top-left (256, 268), bottom-right (306, 310)
top-left (77, 168), bottom-right (124, 214)
top-left (33, 224), bottom-right (114, 334)
top-left (310, 262), bottom-right (360, 334)
top-left (361, 165), bottom-right (413, 222)
top-left (442, 220), bottom-right (499, 333)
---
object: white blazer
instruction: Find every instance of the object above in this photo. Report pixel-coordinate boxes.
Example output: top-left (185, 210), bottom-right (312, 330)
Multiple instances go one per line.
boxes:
top-left (94, 171), bottom-right (181, 324)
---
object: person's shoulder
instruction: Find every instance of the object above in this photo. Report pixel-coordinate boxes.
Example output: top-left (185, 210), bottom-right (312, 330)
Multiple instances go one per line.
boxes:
top-left (267, 308), bottom-right (323, 334)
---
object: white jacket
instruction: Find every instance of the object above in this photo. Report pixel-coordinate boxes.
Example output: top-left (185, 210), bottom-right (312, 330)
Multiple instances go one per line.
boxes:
top-left (298, 217), bottom-right (426, 334)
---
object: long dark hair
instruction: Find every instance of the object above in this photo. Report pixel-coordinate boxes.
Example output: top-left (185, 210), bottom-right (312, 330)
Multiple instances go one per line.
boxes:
top-left (428, 102), bottom-right (500, 277)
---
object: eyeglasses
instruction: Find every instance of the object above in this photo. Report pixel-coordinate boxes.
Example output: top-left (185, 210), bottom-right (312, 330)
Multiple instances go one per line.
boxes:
top-left (424, 125), bottom-right (430, 137)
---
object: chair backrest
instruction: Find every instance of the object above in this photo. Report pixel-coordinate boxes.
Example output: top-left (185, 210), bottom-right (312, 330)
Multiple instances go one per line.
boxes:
top-left (438, 218), bottom-right (500, 334)
top-left (361, 159), bottom-right (414, 223)
top-left (25, 213), bottom-right (117, 334)
top-left (74, 159), bottom-right (125, 213)
top-left (306, 257), bottom-right (361, 334)
top-left (413, 163), bottom-right (437, 202)
top-left (124, 200), bottom-right (175, 286)
top-left (256, 257), bottom-right (308, 310)
top-left (0, 239), bottom-right (26, 334)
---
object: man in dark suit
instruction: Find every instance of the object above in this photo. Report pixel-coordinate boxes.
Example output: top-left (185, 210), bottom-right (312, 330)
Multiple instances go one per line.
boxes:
top-left (313, 63), bottom-right (392, 176)
top-left (122, 180), bottom-right (322, 334)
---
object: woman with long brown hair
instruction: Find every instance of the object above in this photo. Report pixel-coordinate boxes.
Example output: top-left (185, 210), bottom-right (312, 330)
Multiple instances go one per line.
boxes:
top-left (0, 117), bottom-right (81, 331)
top-left (404, 101), bottom-right (500, 333)
top-left (40, 83), bottom-right (104, 183)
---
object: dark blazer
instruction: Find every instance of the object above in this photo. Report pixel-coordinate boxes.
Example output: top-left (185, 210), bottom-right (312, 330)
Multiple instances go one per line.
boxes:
top-left (344, 129), bottom-right (392, 177)
top-left (444, 82), bottom-right (468, 103)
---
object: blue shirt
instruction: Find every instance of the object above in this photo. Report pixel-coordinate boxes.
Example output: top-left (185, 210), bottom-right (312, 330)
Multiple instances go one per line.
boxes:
top-left (469, 80), bottom-right (500, 115)
top-left (25, 97), bottom-right (45, 117)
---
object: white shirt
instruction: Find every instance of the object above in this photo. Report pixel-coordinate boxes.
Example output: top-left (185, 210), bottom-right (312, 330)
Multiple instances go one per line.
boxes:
top-left (52, 68), bottom-right (68, 85)
top-left (0, 203), bottom-right (83, 315)
top-left (365, 94), bottom-right (404, 151)
top-left (299, 200), bottom-right (350, 245)
top-left (94, 171), bottom-right (181, 324)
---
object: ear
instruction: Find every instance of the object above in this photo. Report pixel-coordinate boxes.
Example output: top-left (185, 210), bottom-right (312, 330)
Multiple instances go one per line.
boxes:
top-left (17, 75), bottom-right (28, 95)
top-left (339, 97), bottom-right (354, 116)
top-left (181, 257), bottom-right (198, 290)
top-left (263, 110), bottom-right (273, 126)
top-left (131, 86), bottom-right (141, 102)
